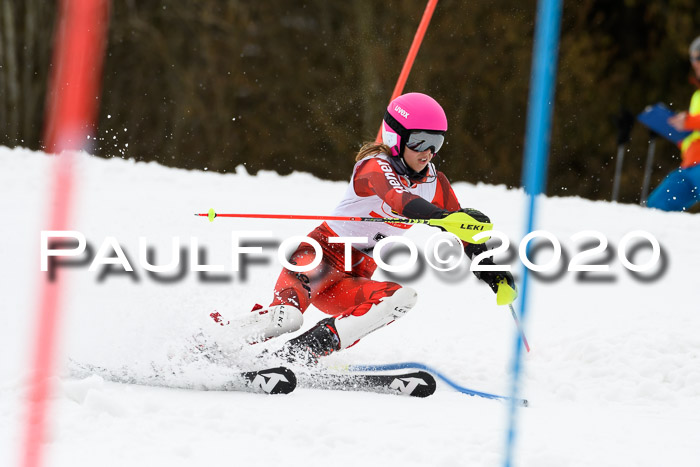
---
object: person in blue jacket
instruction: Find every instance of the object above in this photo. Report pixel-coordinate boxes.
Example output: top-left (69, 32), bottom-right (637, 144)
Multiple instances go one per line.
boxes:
top-left (646, 36), bottom-right (700, 211)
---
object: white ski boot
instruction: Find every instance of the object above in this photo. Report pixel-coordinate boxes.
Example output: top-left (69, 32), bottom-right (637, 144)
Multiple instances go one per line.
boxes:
top-left (218, 304), bottom-right (304, 345)
top-left (334, 286), bottom-right (417, 349)
top-left (275, 287), bottom-right (418, 364)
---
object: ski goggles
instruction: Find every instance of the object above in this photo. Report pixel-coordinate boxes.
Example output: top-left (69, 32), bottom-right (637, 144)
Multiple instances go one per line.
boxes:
top-left (405, 131), bottom-right (445, 154)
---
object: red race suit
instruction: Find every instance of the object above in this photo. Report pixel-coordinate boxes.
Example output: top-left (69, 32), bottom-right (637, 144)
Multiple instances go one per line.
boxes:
top-left (270, 153), bottom-right (462, 319)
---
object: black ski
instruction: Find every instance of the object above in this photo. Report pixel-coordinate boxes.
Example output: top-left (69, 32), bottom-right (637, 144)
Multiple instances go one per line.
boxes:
top-left (67, 360), bottom-right (296, 395)
top-left (300, 370), bottom-right (436, 397)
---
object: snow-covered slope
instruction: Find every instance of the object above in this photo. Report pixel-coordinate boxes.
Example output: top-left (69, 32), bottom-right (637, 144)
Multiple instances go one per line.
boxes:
top-left (2, 147), bottom-right (700, 466)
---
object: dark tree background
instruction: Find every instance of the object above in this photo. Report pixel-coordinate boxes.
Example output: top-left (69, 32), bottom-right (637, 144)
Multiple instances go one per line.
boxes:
top-left (1, 0), bottom-right (699, 206)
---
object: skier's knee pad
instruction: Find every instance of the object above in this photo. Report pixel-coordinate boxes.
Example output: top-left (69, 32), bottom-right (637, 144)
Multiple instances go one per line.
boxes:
top-left (333, 287), bottom-right (418, 349)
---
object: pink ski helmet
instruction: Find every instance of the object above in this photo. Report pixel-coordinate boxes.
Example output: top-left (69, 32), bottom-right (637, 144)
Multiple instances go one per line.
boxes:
top-left (382, 92), bottom-right (448, 157)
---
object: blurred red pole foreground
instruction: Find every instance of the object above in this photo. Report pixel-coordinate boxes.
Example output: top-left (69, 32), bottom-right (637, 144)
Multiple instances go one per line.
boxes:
top-left (22, 1), bottom-right (110, 467)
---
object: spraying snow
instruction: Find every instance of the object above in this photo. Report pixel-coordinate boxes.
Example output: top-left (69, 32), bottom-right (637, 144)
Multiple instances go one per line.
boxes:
top-left (1, 147), bottom-right (699, 466)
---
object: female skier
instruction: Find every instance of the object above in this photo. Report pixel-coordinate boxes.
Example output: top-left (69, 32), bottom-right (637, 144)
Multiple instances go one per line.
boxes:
top-left (239, 92), bottom-right (516, 363)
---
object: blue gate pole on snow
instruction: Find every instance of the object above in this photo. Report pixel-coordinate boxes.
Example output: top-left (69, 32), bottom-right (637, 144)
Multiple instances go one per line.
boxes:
top-left (503, 1), bottom-right (563, 466)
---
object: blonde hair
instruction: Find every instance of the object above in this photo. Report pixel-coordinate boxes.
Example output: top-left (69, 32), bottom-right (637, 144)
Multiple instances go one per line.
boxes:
top-left (355, 141), bottom-right (393, 161)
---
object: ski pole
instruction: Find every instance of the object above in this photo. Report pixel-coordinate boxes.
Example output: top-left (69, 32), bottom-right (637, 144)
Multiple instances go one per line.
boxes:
top-left (195, 208), bottom-right (493, 244)
top-left (496, 280), bottom-right (530, 352)
top-left (508, 304), bottom-right (531, 352)
top-left (611, 108), bottom-right (634, 202)
top-left (639, 131), bottom-right (657, 205)
top-left (611, 142), bottom-right (626, 202)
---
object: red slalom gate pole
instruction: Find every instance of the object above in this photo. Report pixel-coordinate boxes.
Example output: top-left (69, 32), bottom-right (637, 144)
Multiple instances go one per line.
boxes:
top-left (376, 0), bottom-right (440, 142)
top-left (21, 2), bottom-right (110, 467)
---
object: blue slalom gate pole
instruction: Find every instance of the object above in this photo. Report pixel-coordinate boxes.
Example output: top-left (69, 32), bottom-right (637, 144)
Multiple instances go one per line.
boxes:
top-left (503, 1), bottom-right (563, 466)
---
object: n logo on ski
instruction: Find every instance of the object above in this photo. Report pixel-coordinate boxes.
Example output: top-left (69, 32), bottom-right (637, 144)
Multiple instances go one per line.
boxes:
top-left (243, 367), bottom-right (297, 394)
top-left (389, 376), bottom-right (430, 396)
